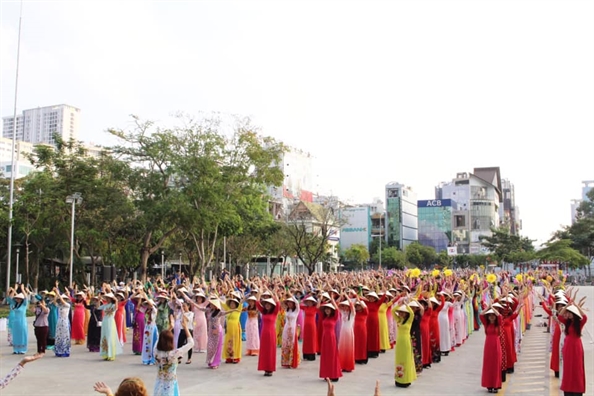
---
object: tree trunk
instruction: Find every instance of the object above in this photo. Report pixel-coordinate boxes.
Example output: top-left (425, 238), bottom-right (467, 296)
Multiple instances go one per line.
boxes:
top-left (140, 231), bottom-right (153, 282)
top-left (25, 238), bottom-right (30, 286)
top-left (91, 255), bottom-right (97, 287)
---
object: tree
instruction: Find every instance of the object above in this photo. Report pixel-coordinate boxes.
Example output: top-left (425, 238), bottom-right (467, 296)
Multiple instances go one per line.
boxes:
top-left (405, 242), bottom-right (437, 268)
top-left (479, 227), bottom-right (535, 264)
top-left (108, 117), bottom-right (193, 281)
top-left (263, 223), bottom-right (294, 276)
top-left (550, 189), bottom-right (594, 277)
top-left (24, 137), bottom-right (124, 286)
top-left (373, 246), bottom-right (406, 268)
top-left (436, 250), bottom-right (453, 267)
top-left (343, 244), bottom-right (370, 270)
top-left (13, 171), bottom-right (56, 286)
top-left (173, 115), bottom-right (285, 277)
top-left (286, 201), bottom-right (339, 275)
top-left (537, 239), bottom-right (589, 269)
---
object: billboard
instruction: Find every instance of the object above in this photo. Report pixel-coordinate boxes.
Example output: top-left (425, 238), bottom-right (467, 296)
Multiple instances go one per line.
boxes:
top-left (417, 199), bottom-right (452, 207)
top-left (339, 206), bottom-right (371, 251)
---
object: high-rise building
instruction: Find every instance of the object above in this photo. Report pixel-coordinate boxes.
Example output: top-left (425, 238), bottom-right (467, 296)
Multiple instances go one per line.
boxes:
top-left (2, 104), bottom-right (80, 146)
top-left (0, 137), bottom-right (36, 178)
top-left (267, 147), bottom-right (314, 220)
top-left (417, 199), bottom-right (455, 253)
top-left (499, 179), bottom-right (521, 235)
top-left (571, 180), bottom-right (594, 224)
top-left (581, 180), bottom-right (593, 200)
top-left (385, 182), bottom-right (418, 249)
top-left (436, 167), bottom-right (502, 254)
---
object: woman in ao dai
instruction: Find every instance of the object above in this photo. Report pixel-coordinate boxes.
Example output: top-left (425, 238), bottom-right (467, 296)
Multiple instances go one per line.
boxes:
top-left (153, 315), bottom-right (194, 396)
top-left (54, 293), bottom-right (72, 357)
top-left (281, 297), bottom-right (300, 368)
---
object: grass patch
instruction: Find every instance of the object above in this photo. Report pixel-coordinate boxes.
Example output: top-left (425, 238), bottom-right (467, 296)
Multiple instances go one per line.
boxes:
top-left (0, 305), bottom-right (35, 319)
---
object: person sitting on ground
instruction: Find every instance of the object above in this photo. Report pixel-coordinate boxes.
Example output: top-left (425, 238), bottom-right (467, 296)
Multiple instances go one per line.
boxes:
top-left (93, 377), bottom-right (148, 396)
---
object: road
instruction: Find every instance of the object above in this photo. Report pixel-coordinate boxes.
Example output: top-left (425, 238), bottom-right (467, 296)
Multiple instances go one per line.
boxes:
top-left (1, 286), bottom-right (592, 396)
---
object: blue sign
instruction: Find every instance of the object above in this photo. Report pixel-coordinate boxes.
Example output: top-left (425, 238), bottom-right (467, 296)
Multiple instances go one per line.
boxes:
top-left (417, 199), bottom-right (452, 207)
top-left (342, 227), bottom-right (367, 232)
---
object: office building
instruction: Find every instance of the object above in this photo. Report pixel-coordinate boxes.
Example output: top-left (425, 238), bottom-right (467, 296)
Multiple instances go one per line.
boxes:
top-left (417, 199), bottom-right (455, 253)
top-left (0, 137), bottom-right (36, 178)
top-left (339, 206), bottom-right (372, 251)
top-left (3, 104), bottom-right (80, 146)
top-left (571, 180), bottom-right (594, 224)
top-left (268, 147), bottom-right (314, 220)
top-left (385, 182), bottom-right (418, 249)
top-left (436, 167), bottom-right (502, 254)
top-left (499, 179), bottom-right (521, 235)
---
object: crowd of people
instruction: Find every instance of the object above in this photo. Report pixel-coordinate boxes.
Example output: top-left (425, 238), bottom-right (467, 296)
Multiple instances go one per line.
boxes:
top-left (2, 267), bottom-right (588, 396)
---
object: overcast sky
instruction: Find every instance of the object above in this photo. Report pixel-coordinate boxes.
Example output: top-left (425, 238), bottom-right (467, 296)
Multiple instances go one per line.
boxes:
top-left (1, 0), bottom-right (593, 247)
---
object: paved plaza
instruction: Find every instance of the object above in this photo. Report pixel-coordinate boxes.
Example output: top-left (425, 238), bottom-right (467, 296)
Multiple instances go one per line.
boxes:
top-left (1, 287), bottom-right (592, 396)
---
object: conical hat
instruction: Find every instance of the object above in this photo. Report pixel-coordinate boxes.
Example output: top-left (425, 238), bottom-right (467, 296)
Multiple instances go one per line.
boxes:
top-left (209, 298), bottom-right (222, 310)
top-left (367, 292), bottom-right (379, 300)
top-left (261, 298), bottom-right (276, 307)
top-left (566, 304), bottom-right (582, 319)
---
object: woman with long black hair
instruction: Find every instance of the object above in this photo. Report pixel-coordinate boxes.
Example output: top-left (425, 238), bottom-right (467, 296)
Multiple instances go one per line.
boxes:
top-left (558, 296), bottom-right (588, 396)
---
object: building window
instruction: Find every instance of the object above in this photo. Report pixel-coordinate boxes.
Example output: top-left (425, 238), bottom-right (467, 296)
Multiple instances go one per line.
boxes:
top-left (454, 215), bottom-right (465, 227)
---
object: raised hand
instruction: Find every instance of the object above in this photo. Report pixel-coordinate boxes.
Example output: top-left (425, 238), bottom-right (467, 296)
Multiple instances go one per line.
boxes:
top-left (93, 382), bottom-right (113, 395)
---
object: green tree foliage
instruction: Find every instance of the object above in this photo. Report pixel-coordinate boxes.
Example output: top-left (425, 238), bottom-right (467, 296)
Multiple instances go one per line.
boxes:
top-left (479, 227), bottom-right (535, 264)
top-left (551, 189), bottom-right (594, 260)
top-left (286, 202), bottom-right (339, 275)
top-left (372, 246), bottom-right (406, 268)
top-left (405, 242), bottom-right (437, 268)
top-left (437, 250), bottom-right (453, 267)
top-left (108, 115), bottom-right (284, 280)
top-left (537, 239), bottom-right (590, 269)
top-left (262, 223), bottom-right (295, 276)
top-left (343, 244), bottom-right (370, 270)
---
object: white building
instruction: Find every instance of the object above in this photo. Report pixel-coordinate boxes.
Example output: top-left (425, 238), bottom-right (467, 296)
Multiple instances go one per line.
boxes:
top-left (268, 147), bottom-right (314, 220)
top-left (571, 180), bottom-right (594, 224)
top-left (385, 182), bottom-right (418, 249)
top-left (339, 206), bottom-right (372, 251)
top-left (0, 136), bottom-right (107, 180)
top-left (0, 137), bottom-right (36, 178)
top-left (436, 167), bottom-right (502, 254)
top-left (3, 104), bottom-right (80, 146)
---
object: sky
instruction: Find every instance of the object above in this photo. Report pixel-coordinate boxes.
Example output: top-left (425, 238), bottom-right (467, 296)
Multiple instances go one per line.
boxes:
top-left (1, 0), bottom-right (593, 247)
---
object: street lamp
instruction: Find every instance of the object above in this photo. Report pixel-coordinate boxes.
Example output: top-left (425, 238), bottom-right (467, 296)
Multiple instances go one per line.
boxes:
top-left (178, 252), bottom-right (182, 276)
top-left (15, 244), bottom-right (21, 284)
top-left (161, 250), bottom-right (165, 279)
top-left (66, 192), bottom-right (82, 286)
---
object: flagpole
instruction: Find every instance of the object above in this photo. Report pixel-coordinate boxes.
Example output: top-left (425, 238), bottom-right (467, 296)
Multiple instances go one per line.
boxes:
top-left (5, 0), bottom-right (24, 298)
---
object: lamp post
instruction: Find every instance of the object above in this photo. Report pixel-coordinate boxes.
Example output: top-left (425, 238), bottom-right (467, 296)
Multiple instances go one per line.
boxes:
top-left (5, 0), bottom-right (24, 299)
top-left (161, 250), bottom-right (165, 279)
top-left (15, 246), bottom-right (21, 284)
top-left (66, 192), bottom-right (82, 286)
top-left (179, 252), bottom-right (182, 275)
